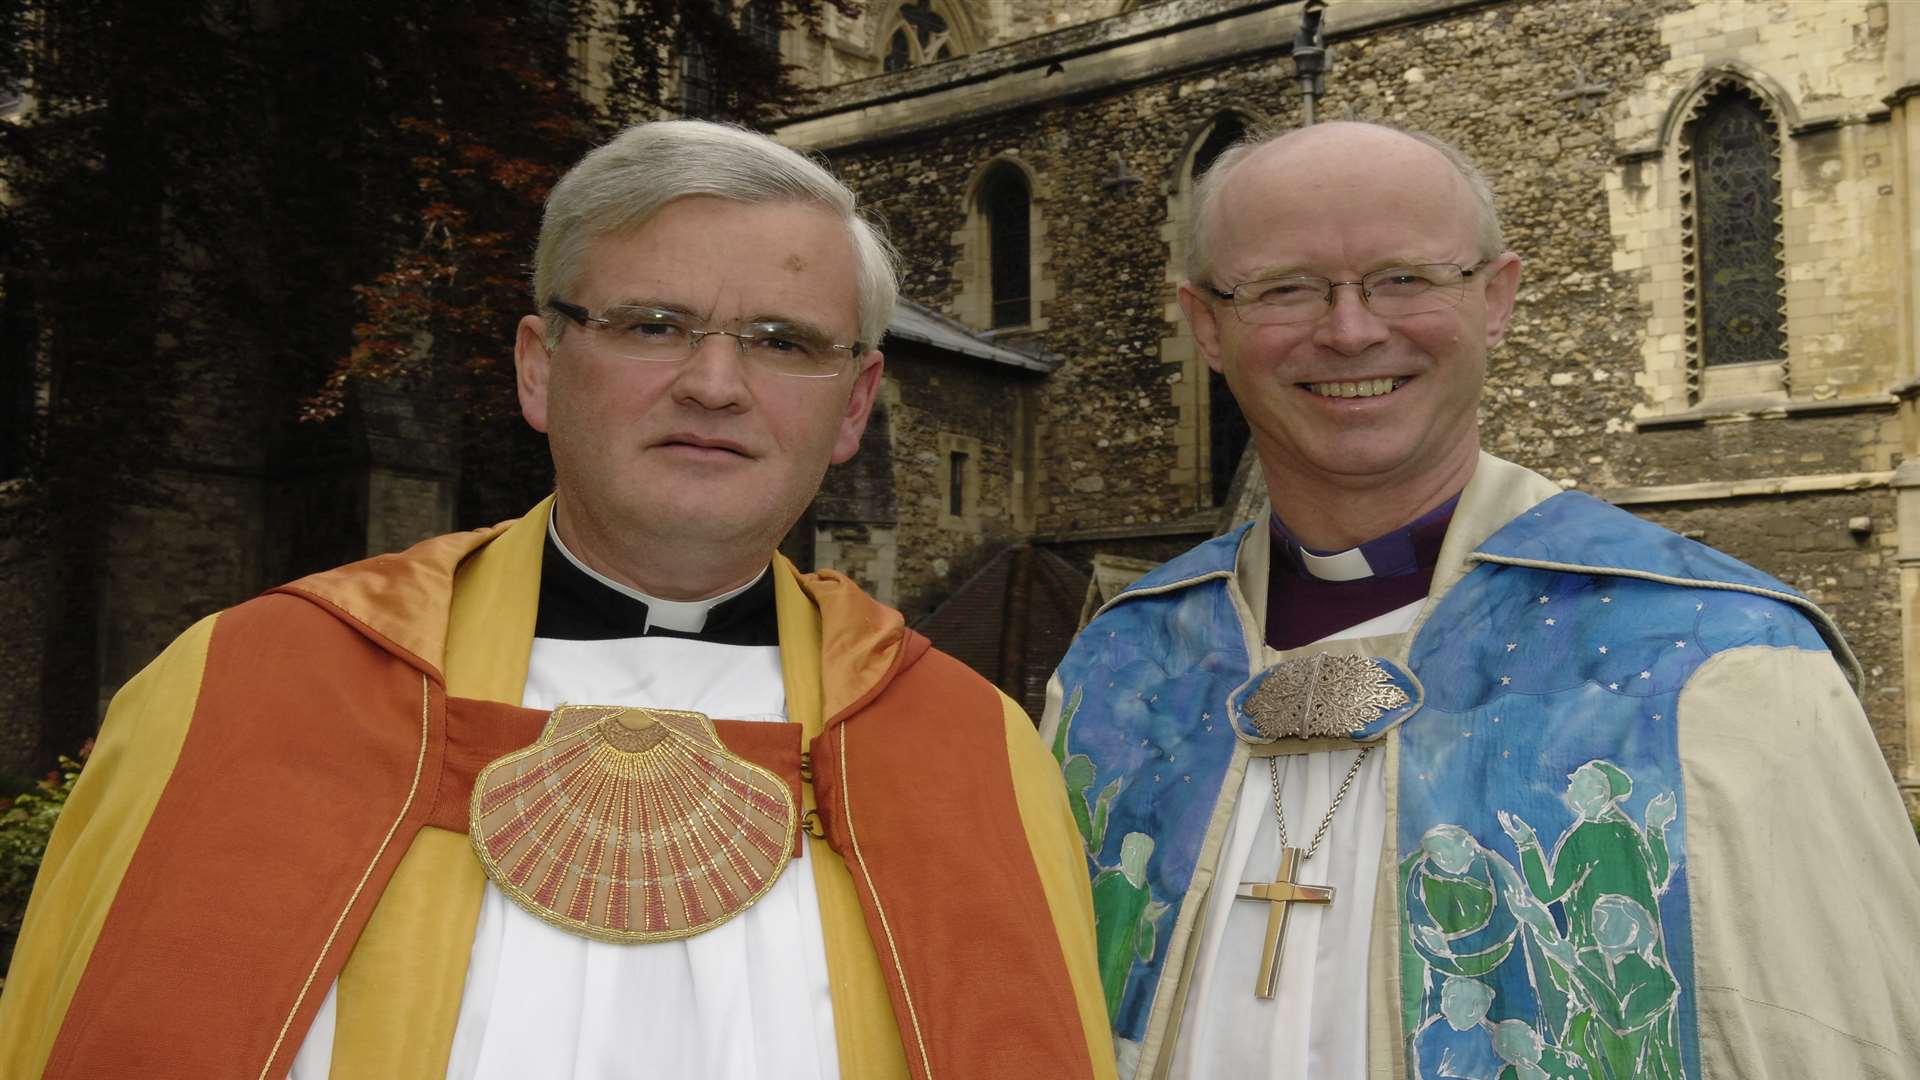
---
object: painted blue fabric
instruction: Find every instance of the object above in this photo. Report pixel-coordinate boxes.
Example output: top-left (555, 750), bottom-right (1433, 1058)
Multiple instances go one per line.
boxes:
top-left (1052, 488), bottom-right (1843, 1078)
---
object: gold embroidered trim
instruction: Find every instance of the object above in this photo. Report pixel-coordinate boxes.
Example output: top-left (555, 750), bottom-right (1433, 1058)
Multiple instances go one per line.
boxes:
top-left (259, 675), bottom-right (431, 1080)
top-left (1242, 654), bottom-right (1410, 740)
top-left (838, 723), bottom-right (935, 1079)
top-left (469, 704), bottom-right (796, 944)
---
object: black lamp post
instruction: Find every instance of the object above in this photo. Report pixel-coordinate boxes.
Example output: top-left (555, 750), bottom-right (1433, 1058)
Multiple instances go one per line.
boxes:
top-left (1292, 0), bottom-right (1329, 125)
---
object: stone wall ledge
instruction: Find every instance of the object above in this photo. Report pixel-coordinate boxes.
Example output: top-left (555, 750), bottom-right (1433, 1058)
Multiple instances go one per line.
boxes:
top-left (1633, 392), bottom-right (1896, 429)
top-left (1600, 469), bottom-right (1894, 507)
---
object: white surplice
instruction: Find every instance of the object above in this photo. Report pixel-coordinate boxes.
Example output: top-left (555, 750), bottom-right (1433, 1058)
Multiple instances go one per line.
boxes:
top-left (1167, 600), bottom-right (1420, 1080)
top-left (290, 553), bottom-right (837, 1080)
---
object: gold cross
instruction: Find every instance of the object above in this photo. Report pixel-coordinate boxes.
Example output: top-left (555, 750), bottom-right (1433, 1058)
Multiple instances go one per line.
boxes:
top-left (1235, 846), bottom-right (1335, 999)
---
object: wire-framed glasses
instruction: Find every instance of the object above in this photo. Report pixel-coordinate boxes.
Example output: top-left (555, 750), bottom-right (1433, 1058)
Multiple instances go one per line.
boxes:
top-left (1206, 261), bottom-right (1489, 326)
top-left (547, 299), bottom-right (860, 379)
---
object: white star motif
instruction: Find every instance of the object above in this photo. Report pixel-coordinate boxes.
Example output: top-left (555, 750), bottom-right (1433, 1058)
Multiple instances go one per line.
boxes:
top-left (1652, 714), bottom-right (1664, 722)
top-left (1675, 641), bottom-right (1686, 649)
top-left (1500, 675), bottom-right (1512, 686)
top-left (1609, 682), bottom-right (1619, 690)
top-left (1639, 671), bottom-right (1652, 679)
top-left (1492, 716), bottom-right (1501, 723)
top-left (1538, 595), bottom-right (1550, 604)
top-left (1601, 597), bottom-right (1613, 604)
top-left (1201, 712), bottom-right (1211, 721)
top-left (1506, 642), bottom-right (1518, 652)
top-left (1696, 603), bottom-right (1704, 611)
top-left (1545, 618), bottom-right (1557, 626)
top-left (1598, 645), bottom-right (1610, 654)
top-left (1503, 750), bottom-right (1511, 758)
top-left (1462, 730), bottom-right (1473, 738)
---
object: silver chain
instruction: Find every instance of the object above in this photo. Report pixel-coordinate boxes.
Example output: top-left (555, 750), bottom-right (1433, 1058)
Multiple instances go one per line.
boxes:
top-left (1267, 745), bottom-right (1374, 861)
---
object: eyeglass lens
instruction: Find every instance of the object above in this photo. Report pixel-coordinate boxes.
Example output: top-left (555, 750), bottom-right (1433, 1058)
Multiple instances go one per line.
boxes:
top-left (1229, 263), bottom-right (1475, 325)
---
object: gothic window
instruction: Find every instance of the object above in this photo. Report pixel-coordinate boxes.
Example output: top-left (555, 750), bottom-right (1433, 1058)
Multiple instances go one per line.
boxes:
top-left (980, 164), bottom-right (1032, 329)
top-left (885, 29), bottom-right (913, 72)
top-left (680, 36), bottom-right (717, 118)
top-left (1684, 83), bottom-right (1786, 369)
top-left (740, 0), bottom-right (781, 56)
top-left (1193, 115), bottom-right (1251, 506)
top-left (881, 0), bottom-right (955, 72)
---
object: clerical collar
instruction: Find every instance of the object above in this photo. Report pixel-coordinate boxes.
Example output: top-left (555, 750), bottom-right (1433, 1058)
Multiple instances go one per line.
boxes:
top-left (1270, 494), bottom-right (1461, 583)
top-left (1264, 494), bottom-right (1460, 652)
top-left (534, 518), bottom-right (778, 645)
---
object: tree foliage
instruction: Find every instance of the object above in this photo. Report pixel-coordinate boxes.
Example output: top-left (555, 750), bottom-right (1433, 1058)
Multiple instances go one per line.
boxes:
top-left (0, 742), bottom-right (87, 985)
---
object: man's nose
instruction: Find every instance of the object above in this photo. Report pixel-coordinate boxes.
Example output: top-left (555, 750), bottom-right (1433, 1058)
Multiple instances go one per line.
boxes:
top-left (671, 332), bottom-right (753, 407)
top-left (1314, 282), bottom-right (1390, 355)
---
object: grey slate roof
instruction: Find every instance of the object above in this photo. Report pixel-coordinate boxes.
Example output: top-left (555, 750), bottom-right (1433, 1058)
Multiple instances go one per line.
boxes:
top-left (883, 299), bottom-right (1056, 373)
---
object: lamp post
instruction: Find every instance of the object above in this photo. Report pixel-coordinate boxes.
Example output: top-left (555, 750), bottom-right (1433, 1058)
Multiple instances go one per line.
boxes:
top-left (1292, 0), bottom-right (1329, 125)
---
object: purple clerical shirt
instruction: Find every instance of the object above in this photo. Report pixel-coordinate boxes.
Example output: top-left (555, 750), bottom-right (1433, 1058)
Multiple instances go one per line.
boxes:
top-left (1264, 495), bottom-right (1459, 652)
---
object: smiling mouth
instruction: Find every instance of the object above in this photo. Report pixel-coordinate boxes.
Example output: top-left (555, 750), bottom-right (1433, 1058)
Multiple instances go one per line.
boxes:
top-left (1303, 377), bottom-right (1409, 399)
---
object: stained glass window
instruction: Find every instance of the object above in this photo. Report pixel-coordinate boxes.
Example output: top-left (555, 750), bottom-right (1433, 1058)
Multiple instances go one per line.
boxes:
top-left (981, 164), bottom-right (1031, 328)
top-left (1689, 86), bottom-right (1786, 367)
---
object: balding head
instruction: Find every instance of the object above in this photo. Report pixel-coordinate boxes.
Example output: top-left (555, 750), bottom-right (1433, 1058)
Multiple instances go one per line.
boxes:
top-left (1187, 122), bottom-right (1504, 286)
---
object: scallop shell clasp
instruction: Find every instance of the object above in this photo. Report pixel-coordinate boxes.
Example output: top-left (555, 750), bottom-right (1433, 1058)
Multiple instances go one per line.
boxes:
top-left (470, 704), bottom-right (797, 944)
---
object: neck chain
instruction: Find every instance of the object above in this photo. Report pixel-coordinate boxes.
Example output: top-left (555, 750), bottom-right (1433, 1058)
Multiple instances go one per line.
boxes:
top-left (1236, 744), bottom-right (1374, 998)
top-left (1267, 745), bottom-right (1373, 859)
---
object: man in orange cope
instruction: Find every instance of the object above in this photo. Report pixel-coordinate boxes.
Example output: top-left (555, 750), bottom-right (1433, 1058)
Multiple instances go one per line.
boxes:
top-left (0, 120), bottom-right (1116, 1080)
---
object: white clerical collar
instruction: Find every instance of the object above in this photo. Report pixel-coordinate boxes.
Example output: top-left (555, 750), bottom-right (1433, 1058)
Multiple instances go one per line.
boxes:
top-left (547, 515), bottom-right (766, 634)
top-left (1296, 546), bottom-right (1375, 582)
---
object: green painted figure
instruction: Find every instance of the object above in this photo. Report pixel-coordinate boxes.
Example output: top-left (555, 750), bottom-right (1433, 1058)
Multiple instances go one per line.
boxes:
top-left (1499, 761), bottom-right (1683, 1080)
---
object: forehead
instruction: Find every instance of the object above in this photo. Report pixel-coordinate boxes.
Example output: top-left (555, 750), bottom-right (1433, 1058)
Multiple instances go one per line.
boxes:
top-left (1212, 129), bottom-right (1479, 275)
top-left (579, 196), bottom-right (860, 322)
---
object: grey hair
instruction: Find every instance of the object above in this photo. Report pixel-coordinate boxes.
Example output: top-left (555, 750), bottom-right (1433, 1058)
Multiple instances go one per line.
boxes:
top-left (1186, 120), bottom-right (1505, 285)
top-left (533, 119), bottom-right (899, 350)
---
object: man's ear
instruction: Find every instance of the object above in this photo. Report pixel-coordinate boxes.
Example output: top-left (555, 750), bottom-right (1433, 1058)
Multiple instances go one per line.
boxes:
top-left (1481, 252), bottom-right (1523, 348)
top-left (515, 314), bottom-right (553, 433)
top-left (830, 350), bottom-right (885, 464)
top-left (1177, 281), bottom-right (1228, 374)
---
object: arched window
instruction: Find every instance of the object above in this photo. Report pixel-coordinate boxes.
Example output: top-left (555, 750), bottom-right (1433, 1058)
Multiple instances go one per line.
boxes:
top-left (980, 164), bottom-right (1032, 329)
top-left (1193, 116), bottom-right (1251, 506)
top-left (882, 0), bottom-right (956, 72)
top-left (1684, 82), bottom-right (1787, 371)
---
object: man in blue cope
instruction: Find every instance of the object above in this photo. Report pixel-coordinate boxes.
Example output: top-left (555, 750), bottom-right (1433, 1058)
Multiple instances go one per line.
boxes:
top-left (1042, 120), bottom-right (1920, 1079)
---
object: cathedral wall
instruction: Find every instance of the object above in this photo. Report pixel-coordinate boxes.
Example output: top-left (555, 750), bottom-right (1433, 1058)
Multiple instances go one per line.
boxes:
top-left (797, 0), bottom-right (1914, 771)
top-left (875, 354), bottom-right (1036, 621)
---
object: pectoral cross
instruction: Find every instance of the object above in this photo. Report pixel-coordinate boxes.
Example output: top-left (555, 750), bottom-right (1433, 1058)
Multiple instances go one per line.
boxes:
top-left (1235, 846), bottom-right (1335, 999)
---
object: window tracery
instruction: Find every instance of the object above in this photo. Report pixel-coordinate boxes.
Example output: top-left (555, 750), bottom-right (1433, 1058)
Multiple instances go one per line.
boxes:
top-left (1679, 79), bottom-right (1788, 391)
